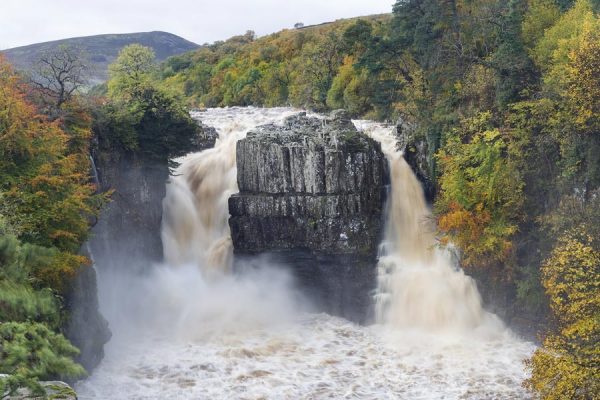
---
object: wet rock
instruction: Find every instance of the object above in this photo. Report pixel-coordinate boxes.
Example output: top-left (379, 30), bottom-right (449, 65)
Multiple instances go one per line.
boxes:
top-left (192, 121), bottom-right (218, 151)
top-left (65, 260), bottom-right (111, 372)
top-left (230, 111), bottom-right (387, 322)
top-left (396, 119), bottom-right (435, 202)
top-left (89, 151), bottom-right (169, 269)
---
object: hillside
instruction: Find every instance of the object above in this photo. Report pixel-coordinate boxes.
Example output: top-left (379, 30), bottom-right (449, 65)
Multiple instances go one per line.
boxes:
top-left (157, 13), bottom-right (391, 112)
top-left (2, 31), bottom-right (199, 84)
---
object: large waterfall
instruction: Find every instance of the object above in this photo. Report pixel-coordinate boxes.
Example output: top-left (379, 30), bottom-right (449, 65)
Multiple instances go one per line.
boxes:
top-left (77, 107), bottom-right (534, 399)
top-left (161, 107), bottom-right (299, 273)
top-left (356, 120), bottom-right (498, 333)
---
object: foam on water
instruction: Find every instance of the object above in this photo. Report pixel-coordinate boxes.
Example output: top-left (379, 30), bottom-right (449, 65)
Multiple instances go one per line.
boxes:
top-left (77, 108), bottom-right (535, 399)
top-left (77, 314), bottom-right (533, 399)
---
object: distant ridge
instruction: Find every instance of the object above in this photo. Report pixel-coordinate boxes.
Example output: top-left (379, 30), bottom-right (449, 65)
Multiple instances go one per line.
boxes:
top-left (2, 31), bottom-right (199, 84)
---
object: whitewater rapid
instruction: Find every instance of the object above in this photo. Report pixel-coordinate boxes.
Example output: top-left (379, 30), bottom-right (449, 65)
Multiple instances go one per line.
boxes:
top-left (77, 107), bottom-right (535, 399)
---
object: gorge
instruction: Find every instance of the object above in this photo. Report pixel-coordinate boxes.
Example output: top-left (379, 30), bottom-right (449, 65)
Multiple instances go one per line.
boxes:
top-left (75, 107), bottom-right (534, 399)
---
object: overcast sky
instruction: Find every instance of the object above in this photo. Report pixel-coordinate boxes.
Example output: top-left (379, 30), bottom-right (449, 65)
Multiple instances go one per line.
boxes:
top-left (1, 0), bottom-right (394, 49)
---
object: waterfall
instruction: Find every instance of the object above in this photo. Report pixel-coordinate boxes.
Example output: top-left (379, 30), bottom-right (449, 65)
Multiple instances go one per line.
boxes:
top-left (164, 110), bottom-right (497, 332)
top-left (78, 108), bottom-right (533, 400)
top-left (355, 120), bottom-right (495, 333)
top-left (161, 107), bottom-right (300, 274)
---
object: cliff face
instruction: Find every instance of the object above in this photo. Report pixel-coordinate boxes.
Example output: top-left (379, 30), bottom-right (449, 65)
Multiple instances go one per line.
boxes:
top-left (67, 119), bottom-right (218, 372)
top-left (64, 259), bottom-right (110, 373)
top-left (64, 150), bottom-right (167, 374)
top-left (229, 111), bottom-right (387, 322)
top-left (396, 119), bottom-right (435, 202)
top-left (89, 151), bottom-right (168, 270)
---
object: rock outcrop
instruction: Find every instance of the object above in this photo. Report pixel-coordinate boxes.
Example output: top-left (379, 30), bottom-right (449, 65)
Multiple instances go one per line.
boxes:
top-left (1, 376), bottom-right (77, 400)
top-left (192, 121), bottom-right (218, 152)
top-left (229, 111), bottom-right (387, 322)
top-left (65, 255), bottom-right (110, 372)
top-left (88, 151), bottom-right (169, 270)
top-left (396, 119), bottom-right (435, 202)
top-left (66, 150), bottom-right (164, 375)
top-left (67, 120), bottom-right (219, 372)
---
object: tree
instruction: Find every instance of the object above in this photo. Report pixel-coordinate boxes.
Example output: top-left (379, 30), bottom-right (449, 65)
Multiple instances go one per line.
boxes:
top-left (564, 18), bottom-right (600, 130)
top-left (290, 31), bottom-right (345, 109)
top-left (436, 112), bottom-right (524, 270)
top-left (0, 322), bottom-right (85, 398)
top-left (30, 45), bottom-right (89, 112)
top-left (522, 0), bottom-right (561, 50)
top-left (99, 44), bottom-right (200, 162)
top-left (108, 44), bottom-right (156, 98)
top-left (525, 228), bottom-right (600, 399)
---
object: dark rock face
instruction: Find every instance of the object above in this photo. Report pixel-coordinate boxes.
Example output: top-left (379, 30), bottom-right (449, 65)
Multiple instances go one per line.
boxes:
top-left (192, 121), bottom-right (218, 152)
top-left (69, 124), bottom-right (220, 372)
top-left (396, 119), bottom-right (435, 202)
top-left (65, 261), bottom-right (111, 372)
top-left (229, 111), bottom-right (387, 323)
top-left (66, 151), bottom-right (168, 374)
top-left (89, 151), bottom-right (169, 270)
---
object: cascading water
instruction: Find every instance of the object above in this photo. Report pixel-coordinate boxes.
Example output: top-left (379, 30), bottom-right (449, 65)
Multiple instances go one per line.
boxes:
top-left (161, 107), bottom-right (300, 273)
top-left (355, 120), bottom-right (497, 333)
top-left (77, 107), bottom-right (535, 399)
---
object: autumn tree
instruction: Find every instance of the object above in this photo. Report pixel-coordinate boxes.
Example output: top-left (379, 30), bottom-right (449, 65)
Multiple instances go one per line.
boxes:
top-left (525, 228), bottom-right (600, 399)
top-left (436, 112), bottom-right (524, 270)
top-left (0, 55), bottom-right (93, 395)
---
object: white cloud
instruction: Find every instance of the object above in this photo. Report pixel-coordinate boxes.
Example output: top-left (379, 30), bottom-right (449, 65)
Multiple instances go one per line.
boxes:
top-left (0, 0), bottom-right (394, 49)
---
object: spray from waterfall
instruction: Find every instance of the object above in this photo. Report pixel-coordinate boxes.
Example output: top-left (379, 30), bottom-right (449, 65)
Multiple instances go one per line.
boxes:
top-left (355, 121), bottom-right (495, 333)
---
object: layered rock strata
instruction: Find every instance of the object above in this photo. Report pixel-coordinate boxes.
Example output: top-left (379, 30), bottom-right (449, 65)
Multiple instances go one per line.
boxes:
top-left (229, 111), bottom-right (387, 322)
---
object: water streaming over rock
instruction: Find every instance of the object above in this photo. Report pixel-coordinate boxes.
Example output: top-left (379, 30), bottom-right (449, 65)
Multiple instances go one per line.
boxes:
top-left (77, 107), bottom-right (534, 399)
top-left (161, 107), bottom-right (300, 273)
top-left (355, 120), bottom-right (497, 333)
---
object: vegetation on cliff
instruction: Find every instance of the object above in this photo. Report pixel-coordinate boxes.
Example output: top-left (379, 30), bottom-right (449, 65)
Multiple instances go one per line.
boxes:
top-left (0, 42), bottom-right (198, 395)
top-left (0, 56), bottom-right (97, 396)
top-left (93, 44), bottom-right (200, 165)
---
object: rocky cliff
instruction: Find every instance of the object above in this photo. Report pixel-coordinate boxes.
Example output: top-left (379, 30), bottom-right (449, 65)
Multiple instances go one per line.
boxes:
top-left (88, 151), bottom-right (168, 270)
top-left (64, 150), bottom-right (167, 374)
top-left (395, 119), bottom-right (435, 202)
top-left (64, 257), bottom-right (110, 373)
top-left (229, 111), bottom-right (387, 322)
top-left (66, 118), bottom-right (217, 372)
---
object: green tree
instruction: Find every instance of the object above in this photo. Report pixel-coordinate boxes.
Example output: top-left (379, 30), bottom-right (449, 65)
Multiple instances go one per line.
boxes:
top-left (0, 322), bottom-right (85, 398)
top-left (108, 44), bottom-right (156, 98)
top-left (99, 44), bottom-right (200, 161)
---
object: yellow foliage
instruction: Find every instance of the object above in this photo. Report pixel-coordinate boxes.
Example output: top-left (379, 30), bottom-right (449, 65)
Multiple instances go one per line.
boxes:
top-left (564, 19), bottom-right (600, 130)
top-left (525, 229), bottom-right (600, 399)
top-left (436, 113), bottom-right (523, 270)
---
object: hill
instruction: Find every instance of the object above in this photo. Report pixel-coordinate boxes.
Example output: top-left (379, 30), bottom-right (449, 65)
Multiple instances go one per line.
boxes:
top-left (156, 14), bottom-right (392, 112)
top-left (2, 31), bottom-right (199, 84)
